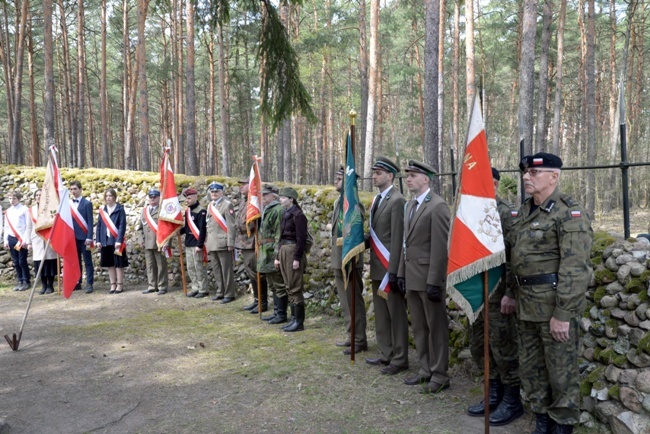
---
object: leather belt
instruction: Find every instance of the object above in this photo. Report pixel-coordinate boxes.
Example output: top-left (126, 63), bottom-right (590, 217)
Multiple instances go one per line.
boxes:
top-left (514, 273), bottom-right (558, 286)
top-left (258, 238), bottom-right (275, 244)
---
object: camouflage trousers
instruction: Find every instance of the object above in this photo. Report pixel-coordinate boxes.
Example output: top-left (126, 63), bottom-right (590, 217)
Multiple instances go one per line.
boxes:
top-left (469, 300), bottom-right (519, 385)
top-left (518, 317), bottom-right (581, 425)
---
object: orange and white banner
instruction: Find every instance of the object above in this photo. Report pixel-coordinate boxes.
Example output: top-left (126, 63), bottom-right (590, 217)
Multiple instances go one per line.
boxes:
top-left (157, 147), bottom-right (183, 250)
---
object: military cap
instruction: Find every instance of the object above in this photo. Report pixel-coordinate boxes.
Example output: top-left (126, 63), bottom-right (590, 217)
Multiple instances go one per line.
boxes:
top-left (262, 183), bottom-right (279, 195)
top-left (404, 160), bottom-right (436, 179)
top-left (372, 157), bottom-right (399, 175)
top-left (183, 188), bottom-right (198, 196)
top-left (238, 177), bottom-right (250, 184)
top-left (519, 152), bottom-right (563, 171)
top-left (208, 182), bottom-right (224, 191)
top-left (336, 166), bottom-right (345, 176)
top-left (147, 189), bottom-right (161, 197)
top-left (278, 187), bottom-right (298, 200)
top-left (491, 167), bottom-right (500, 181)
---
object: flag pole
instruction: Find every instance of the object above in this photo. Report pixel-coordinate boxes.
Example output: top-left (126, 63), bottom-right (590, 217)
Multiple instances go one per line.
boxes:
top-left (4, 240), bottom-right (51, 351)
top-left (177, 233), bottom-right (188, 295)
top-left (349, 109), bottom-right (357, 364)
top-left (483, 270), bottom-right (490, 433)
top-left (57, 256), bottom-right (61, 295)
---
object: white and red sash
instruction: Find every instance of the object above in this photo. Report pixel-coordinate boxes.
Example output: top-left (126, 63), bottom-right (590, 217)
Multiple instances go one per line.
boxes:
top-left (30, 206), bottom-right (38, 224)
top-left (369, 194), bottom-right (391, 294)
top-left (186, 208), bottom-right (208, 262)
top-left (70, 201), bottom-right (89, 234)
top-left (208, 203), bottom-right (228, 233)
top-left (99, 208), bottom-right (126, 254)
top-left (6, 211), bottom-right (24, 249)
top-left (143, 207), bottom-right (158, 234)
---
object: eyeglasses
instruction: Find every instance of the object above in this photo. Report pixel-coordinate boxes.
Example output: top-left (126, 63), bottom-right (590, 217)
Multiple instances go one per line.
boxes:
top-left (521, 168), bottom-right (555, 177)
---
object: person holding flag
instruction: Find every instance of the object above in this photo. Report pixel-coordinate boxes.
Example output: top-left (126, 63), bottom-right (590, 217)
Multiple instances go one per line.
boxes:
top-left (96, 188), bottom-right (129, 294)
top-left (181, 187), bottom-right (209, 298)
top-left (274, 187), bottom-right (308, 332)
top-left (364, 157), bottom-right (409, 375)
top-left (397, 160), bottom-right (451, 393)
top-left (3, 190), bottom-right (31, 291)
top-left (26, 189), bottom-right (58, 295)
top-left (140, 189), bottom-right (169, 295)
top-left (206, 182), bottom-right (237, 303)
top-left (68, 180), bottom-right (95, 293)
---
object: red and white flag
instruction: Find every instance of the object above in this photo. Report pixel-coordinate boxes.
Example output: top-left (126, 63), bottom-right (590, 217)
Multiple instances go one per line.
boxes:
top-left (35, 146), bottom-right (63, 240)
top-left (245, 156), bottom-right (262, 235)
top-left (49, 189), bottom-right (81, 298)
top-left (157, 147), bottom-right (183, 250)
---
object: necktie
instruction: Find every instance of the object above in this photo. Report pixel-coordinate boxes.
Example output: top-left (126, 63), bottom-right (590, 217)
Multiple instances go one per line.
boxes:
top-left (371, 194), bottom-right (380, 218)
top-left (409, 200), bottom-right (418, 222)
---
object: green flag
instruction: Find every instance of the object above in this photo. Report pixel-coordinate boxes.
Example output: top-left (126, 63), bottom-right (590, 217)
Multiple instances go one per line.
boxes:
top-left (341, 133), bottom-right (365, 288)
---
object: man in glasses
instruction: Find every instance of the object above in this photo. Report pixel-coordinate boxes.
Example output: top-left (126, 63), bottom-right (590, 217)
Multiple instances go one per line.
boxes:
top-left (509, 152), bottom-right (593, 434)
top-left (141, 189), bottom-right (169, 295)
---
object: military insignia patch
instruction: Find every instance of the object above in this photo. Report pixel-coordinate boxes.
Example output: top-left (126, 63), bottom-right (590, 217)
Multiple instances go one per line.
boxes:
top-left (511, 210), bottom-right (518, 217)
top-left (533, 157), bottom-right (544, 165)
top-left (571, 210), bottom-right (581, 218)
top-left (229, 209), bottom-right (234, 214)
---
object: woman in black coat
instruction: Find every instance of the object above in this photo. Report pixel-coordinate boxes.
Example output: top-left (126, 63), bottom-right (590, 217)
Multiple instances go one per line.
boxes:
top-left (96, 188), bottom-right (129, 293)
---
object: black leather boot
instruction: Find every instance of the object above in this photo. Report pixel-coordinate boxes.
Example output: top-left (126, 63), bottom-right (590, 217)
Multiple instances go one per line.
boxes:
top-left (284, 303), bottom-right (304, 332)
top-left (243, 299), bottom-right (258, 311)
top-left (532, 413), bottom-right (553, 434)
top-left (281, 304), bottom-right (296, 329)
top-left (489, 384), bottom-right (524, 426)
top-left (253, 279), bottom-right (269, 313)
top-left (269, 295), bottom-right (288, 324)
top-left (551, 424), bottom-right (573, 434)
top-left (262, 293), bottom-right (278, 321)
top-left (467, 379), bottom-right (503, 416)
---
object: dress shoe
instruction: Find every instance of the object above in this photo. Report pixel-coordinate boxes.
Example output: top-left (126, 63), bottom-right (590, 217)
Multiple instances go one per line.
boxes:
top-left (211, 295), bottom-right (225, 301)
top-left (343, 344), bottom-right (368, 355)
top-left (74, 283), bottom-right (82, 291)
top-left (381, 364), bottom-right (409, 375)
top-left (403, 375), bottom-right (431, 386)
top-left (335, 340), bottom-right (351, 348)
top-left (187, 291), bottom-right (199, 298)
top-left (142, 288), bottom-right (158, 294)
top-left (85, 285), bottom-right (94, 293)
top-left (157, 290), bottom-right (167, 295)
top-left (420, 381), bottom-right (450, 394)
top-left (18, 282), bottom-right (29, 291)
top-left (13, 283), bottom-right (22, 291)
top-left (365, 357), bottom-right (389, 366)
top-left (194, 292), bottom-right (209, 298)
top-left (220, 297), bottom-right (235, 304)
top-left (44, 287), bottom-right (54, 294)
top-left (39, 287), bottom-right (47, 295)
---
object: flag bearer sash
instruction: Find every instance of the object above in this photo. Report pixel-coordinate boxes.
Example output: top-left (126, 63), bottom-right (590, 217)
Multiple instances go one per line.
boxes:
top-left (99, 208), bottom-right (126, 254)
top-left (71, 203), bottom-right (89, 235)
top-left (143, 207), bottom-right (158, 234)
top-left (6, 213), bottom-right (24, 250)
top-left (369, 196), bottom-right (391, 297)
top-left (208, 203), bottom-right (228, 233)
top-left (186, 208), bottom-right (208, 262)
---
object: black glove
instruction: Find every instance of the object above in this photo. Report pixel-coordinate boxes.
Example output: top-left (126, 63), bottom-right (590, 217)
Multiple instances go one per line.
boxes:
top-left (426, 284), bottom-right (442, 303)
top-left (396, 277), bottom-right (406, 295)
top-left (388, 273), bottom-right (400, 294)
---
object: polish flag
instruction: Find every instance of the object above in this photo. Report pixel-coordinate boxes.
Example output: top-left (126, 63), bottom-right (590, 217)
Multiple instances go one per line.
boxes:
top-left (49, 188), bottom-right (81, 298)
top-left (157, 147), bottom-right (183, 250)
top-left (245, 156), bottom-right (262, 235)
top-left (35, 146), bottom-right (63, 240)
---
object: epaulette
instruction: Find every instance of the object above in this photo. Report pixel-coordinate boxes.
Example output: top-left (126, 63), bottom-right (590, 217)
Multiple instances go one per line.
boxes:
top-left (560, 194), bottom-right (578, 208)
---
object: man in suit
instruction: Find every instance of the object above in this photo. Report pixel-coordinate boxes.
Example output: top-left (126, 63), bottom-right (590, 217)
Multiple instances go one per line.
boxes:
top-left (397, 160), bottom-right (451, 394)
top-left (331, 166), bottom-right (367, 354)
top-left (69, 180), bottom-right (95, 293)
top-left (205, 182), bottom-right (237, 303)
top-left (365, 157), bottom-right (409, 375)
top-left (141, 189), bottom-right (169, 295)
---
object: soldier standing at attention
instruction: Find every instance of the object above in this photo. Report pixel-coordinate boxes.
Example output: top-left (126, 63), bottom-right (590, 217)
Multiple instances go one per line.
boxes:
top-left (257, 184), bottom-right (289, 324)
top-left (397, 160), bottom-right (451, 394)
top-left (141, 189), bottom-right (169, 295)
top-left (467, 168), bottom-right (523, 425)
top-left (237, 177), bottom-right (268, 314)
top-left (181, 188), bottom-right (209, 298)
top-left (509, 153), bottom-right (593, 434)
top-left (364, 157), bottom-right (409, 375)
top-left (331, 166), bottom-right (367, 353)
top-left (206, 182), bottom-right (237, 303)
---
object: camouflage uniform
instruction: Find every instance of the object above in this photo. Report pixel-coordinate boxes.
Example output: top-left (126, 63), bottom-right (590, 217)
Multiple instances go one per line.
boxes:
top-left (235, 196), bottom-right (261, 296)
top-left (508, 187), bottom-right (593, 426)
top-left (257, 199), bottom-right (286, 298)
top-left (469, 197), bottom-right (519, 385)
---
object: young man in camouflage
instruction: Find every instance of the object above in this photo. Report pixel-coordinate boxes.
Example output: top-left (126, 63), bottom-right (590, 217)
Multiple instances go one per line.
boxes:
top-left (257, 184), bottom-right (289, 324)
top-left (235, 177), bottom-right (268, 314)
top-left (467, 168), bottom-right (522, 425)
top-left (509, 153), bottom-right (593, 434)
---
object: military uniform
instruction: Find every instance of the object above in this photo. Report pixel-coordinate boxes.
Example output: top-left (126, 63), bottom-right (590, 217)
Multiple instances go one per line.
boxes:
top-left (509, 153), bottom-right (593, 431)
top-left (366, 158), bottom-right (408, 372)
top-left (257, 192), bottom-right (288, 323)
top-left (332, 194), bottom-right (367, 351)
top-left (397, 161), bottom-right (450, 391)
top-left (206, 188), bottom-right (236, 301)
top-left (141, 191), bottom-right (169, 294)
top-left (181, 189), bottom-right (208, 296)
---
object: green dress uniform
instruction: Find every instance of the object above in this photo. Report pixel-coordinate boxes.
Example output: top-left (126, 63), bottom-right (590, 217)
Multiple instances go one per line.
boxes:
top-left (235, 195), bottom-right (265, 308)
top-left (508, 187), bottom-right (593, 426)
top-left (206, 196), bottom-right (236, 300)
top-left (141, 204), bottom-right (169, 293)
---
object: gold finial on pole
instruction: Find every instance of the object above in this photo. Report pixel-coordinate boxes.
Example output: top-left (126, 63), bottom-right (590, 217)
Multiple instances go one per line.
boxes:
top-left (349, 109), bottom-right (357, 126)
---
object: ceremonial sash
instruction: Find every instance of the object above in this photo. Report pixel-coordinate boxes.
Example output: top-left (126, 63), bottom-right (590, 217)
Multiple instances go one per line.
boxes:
top-left (30, 206), bottom-right (38, 224)
top-left (186, 208), bottom-right (207, 262)
top-left (6, 211), bottom-right (24, 249)
top-left (369, 195), bottom-right (391, 295)
top-left (99, 208), bottom-right (126, 254)
top-left (143, 207), bottom-right (158, 234)
top-left (70, 201), bottom-right (89, 234)
top-left (208, 203), bottom-right (228, 233)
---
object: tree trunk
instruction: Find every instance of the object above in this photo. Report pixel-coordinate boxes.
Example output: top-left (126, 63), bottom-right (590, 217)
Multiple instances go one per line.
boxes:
top-left (438, 0), bottom-right (446, 195)
top-left (185, 0), bottom-right (197, 175)
top-left (100, 0), bottom-right (109, 167)
top-left (174, 0), bottom-right (184, 173)
top-left (452, 0), bottom-right (460, 160)
top-left (519, 0), bottom-right (537, 156)
top-left (363, 0), bottom-right (379, 191)
top-left (27, 17), bottom-right (39, 166)
top-left (358, 0), bottom-right (368, 159)
top-left (137, 0), bottom-right (151, 171)
top-left (424, 0), bottom-right (440, 193)
top-left (0, 2), bottom-right (15, 153)
top-left (43, 0), bottom-right (55, 159)
top-left (551, 0), bottom-right (567, 156)
top-left (413, 18), bottom-right (425, 147)
top-left (535, 0), bottom-right (552, 152)
top-left (204, 30), bottom-right (216, 174)
top-left (585, 0), bottom-right (596, 217)
top-left (11, 0), bottom-right (30, 164)
top-left (465, 0), bottom-right (475, 121)
top-left (76, 0), bottom-right (86, 168)
top-left (217, 22), bottom-right (230, 176)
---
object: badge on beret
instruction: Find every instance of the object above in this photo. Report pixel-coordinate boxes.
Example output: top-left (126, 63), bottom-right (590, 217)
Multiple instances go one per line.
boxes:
top-left (571, 210), bottom-right (581, 218)
top-left (533, 158), bottom-right (544, 166)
